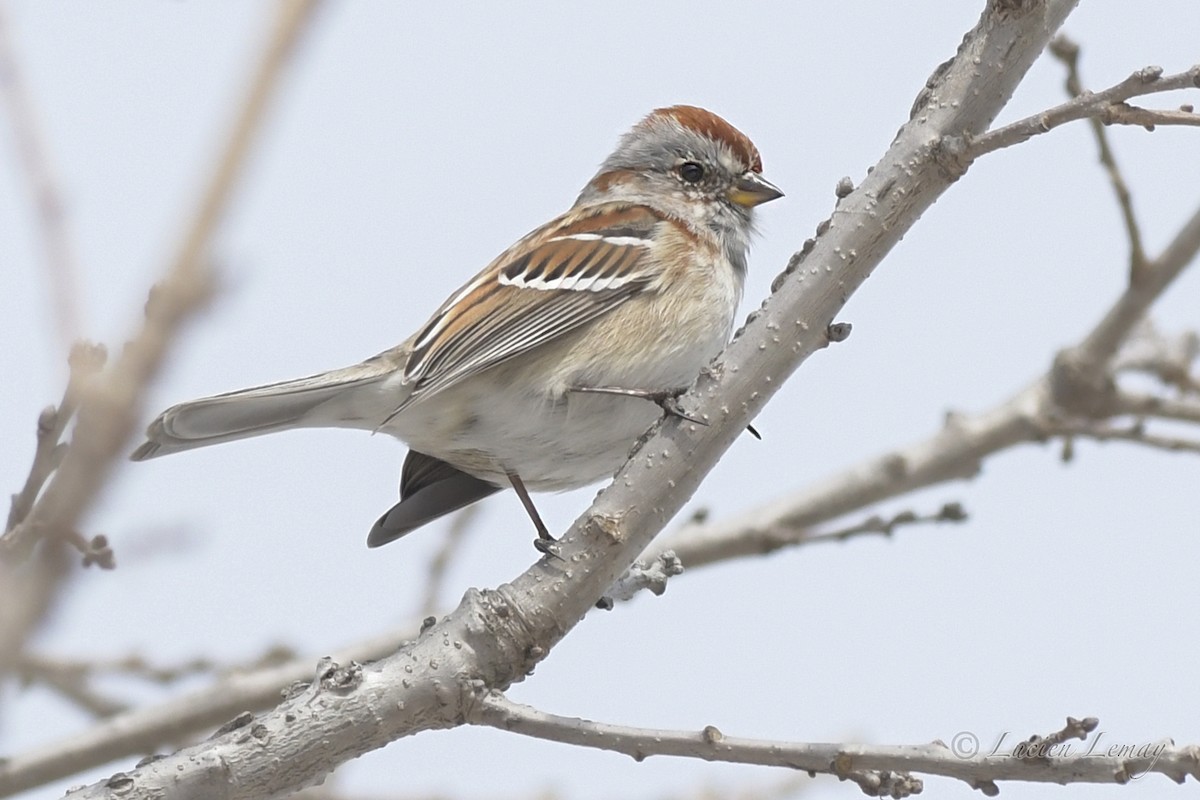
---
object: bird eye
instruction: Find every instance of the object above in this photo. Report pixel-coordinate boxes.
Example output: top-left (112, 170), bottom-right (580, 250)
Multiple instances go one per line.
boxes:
top-left (678, 161), bottom-right (705, 183)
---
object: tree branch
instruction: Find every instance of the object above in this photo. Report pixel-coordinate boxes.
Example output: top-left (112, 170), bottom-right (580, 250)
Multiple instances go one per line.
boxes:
top-left (1114, 390), bottom-right (1200, 425)
top-left (471, 695), bottom-right (1198, 795)
top-left (966, 64), bottom-right (1200, 159)
top-left (1050, 418), bottom-right (1200, 457)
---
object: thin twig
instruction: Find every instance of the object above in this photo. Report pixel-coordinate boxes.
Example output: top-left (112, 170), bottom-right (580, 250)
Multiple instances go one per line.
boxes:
top-left (18, 651), bottom-right (218, 688)
top-left (1103, 102), bottom-right (1200, 130)
top-left (471, 694), bottom-right (1198, 792)
top-left (665, 503), bottom-right (969, 567)
top-left (14, 654), bottom-right (128, 718)
top-left (5, 342), bottom-right (105, 533)
top-left (967, 64), bottom-right (1200, 159)
top-left (1050, 418), bottom-right (1200, 457)
top-left (1114, 390), bottom-right (1200, 425)
top-left (1048, 35), bottom-right (1148, 277)
top-left (1112, 322), bottom-right (1199, 392)
top-left (804, 502), bottom-right (968, 546)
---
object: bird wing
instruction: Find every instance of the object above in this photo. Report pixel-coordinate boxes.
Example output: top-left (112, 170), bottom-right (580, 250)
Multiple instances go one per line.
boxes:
top-left (393, 203), bottom-right (670, 411)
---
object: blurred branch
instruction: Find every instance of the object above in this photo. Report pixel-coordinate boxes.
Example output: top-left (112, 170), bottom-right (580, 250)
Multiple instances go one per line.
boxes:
top-left (803, 502), bottom-right (967, 546)
top-left (472, 696), bottom-right (1197, 793)
top-left (1114, 391), bottom-right (1200, 424)
top-left (15, 650), bottom-right (224, 721)
top-left (0, 543), bottom-right (68, 678)
top-left (0, 6), bottom-right (83, 347)
top-left (5, 342), bottom-right (104, 534)
top-left (1112, 323), bottom-right (1200, 393)
top-left (1051, 418), bottom-right (1200, 457)
top-left (419, 505), bottom-right (480, 617)
top-left (14, 653), bottom-right (129, 719)
top-left (0, 0), bottom-right (323, 566)
top-left (0, 345), bottom-right (107, 679)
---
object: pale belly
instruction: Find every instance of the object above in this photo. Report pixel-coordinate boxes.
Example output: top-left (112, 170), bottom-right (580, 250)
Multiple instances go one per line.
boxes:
top-left (396, 382), bottom-right (664, 490)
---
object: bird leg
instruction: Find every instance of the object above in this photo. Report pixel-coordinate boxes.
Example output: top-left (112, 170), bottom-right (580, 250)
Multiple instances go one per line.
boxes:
top-left (507, 471), bottom-right (560, 557)
top-left (568, 385), bottom-right (708, 426)
top-left (568, 385), bottom-right (761, 439)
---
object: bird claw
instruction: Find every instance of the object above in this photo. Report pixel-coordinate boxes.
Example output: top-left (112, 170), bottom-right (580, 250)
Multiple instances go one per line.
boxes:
top-left (534, 536), bottom-right (564, 560)
top-left (651, 392), bottom-right (708, 427)
top-left (568, 385), bottom-right (707, 426)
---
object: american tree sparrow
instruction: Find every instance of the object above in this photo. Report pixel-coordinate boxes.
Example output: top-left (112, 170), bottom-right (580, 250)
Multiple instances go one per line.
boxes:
top-left (133, 106), bottom-right (782, 551)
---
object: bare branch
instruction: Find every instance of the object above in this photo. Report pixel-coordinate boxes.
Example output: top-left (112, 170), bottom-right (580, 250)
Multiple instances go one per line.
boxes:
top-left (804, 503), bottom-right (968, 546)
top-left (1048, 35), bottom-right (1148, 276)
top-left (471, 695), bottom-right (1197, 793)
top-left (665, 503), bottom-right (968, 568)
top-left (5, 343), bottom-right (105, 534)
top-left (13, 654), bottom-right (128, 719)
top-left (1102, 102), bottom-right (1200, 129)
top-left (1113, 323), bottom-right (1200, 393)
top-left (1050, 418), bottom-right (1200, 457)
top-left (967, 64), bottom-right (1200, 159)
top-left (17, 649), bottom-right (219, 696)
top-left (1114, 390), bottom-right (1200, 424)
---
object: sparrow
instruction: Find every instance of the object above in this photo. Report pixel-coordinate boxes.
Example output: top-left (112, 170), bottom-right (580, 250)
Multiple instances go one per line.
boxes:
top-left (132, 105), bottom-right (782, 551)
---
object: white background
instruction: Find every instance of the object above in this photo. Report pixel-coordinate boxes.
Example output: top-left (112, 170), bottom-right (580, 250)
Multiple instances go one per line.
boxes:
top-left (1, 3), bottom-right (1198, 799)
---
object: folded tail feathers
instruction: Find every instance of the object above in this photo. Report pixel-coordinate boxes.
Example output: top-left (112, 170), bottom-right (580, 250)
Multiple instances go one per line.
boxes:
top-left (131, 364), bottom-right (397, 461)
top-left (367, 451), bottom-right (500, 547)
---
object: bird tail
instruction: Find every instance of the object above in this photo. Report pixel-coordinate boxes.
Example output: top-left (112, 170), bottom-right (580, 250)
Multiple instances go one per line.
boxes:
top-left (131, 363), bottom-right (397, 461)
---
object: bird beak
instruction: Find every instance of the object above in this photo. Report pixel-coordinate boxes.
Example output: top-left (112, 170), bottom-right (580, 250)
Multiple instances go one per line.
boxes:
top-left (728, 172), bottom-right (784, 208)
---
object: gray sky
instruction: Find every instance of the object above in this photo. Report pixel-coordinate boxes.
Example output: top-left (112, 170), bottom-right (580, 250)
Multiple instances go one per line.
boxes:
top-left (2, 3), bottom-right (1198, 799)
